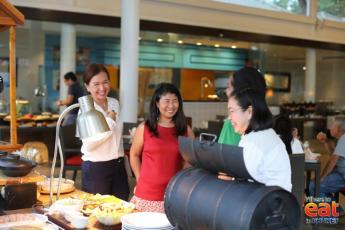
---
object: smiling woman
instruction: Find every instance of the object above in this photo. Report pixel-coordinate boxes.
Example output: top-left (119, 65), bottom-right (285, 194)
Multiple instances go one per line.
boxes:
top-left (227, 98), bottom-right (250, 135)
top-left (129, 83), bottom-right (194, 213)
top-left (79, 63), bottom-right (130, 200)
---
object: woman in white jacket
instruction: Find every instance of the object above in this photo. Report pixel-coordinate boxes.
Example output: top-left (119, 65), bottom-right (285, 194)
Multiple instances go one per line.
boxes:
top-left (80, 63), bottom-right (129, 200)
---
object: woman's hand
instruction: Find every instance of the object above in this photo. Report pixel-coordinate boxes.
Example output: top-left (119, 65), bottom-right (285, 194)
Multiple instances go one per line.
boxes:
top-left (107, 110), bottom-right (117, 121)
top-left (218, 172), bottom-right (235, 181)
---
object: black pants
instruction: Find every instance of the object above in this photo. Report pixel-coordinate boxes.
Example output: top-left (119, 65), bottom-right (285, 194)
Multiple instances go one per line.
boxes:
top-left (82, 158), bottom-right (130, 201)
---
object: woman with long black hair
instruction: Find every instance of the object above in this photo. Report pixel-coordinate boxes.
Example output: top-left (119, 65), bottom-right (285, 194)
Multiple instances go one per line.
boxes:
top-left (130, 83), bottom-right (194, 212)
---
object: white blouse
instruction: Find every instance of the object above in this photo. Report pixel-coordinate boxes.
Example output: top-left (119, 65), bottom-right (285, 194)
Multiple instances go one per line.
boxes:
top-left (79, 97), bottom-right (124, 162)
top-left (291, 138), bottom-right (304, 154)
top-left (239, 128), bottom-right (292, 192)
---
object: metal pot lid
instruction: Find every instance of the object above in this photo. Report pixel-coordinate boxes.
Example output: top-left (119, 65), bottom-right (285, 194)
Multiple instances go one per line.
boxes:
top-left (0, 154), bottom-right (36, 170)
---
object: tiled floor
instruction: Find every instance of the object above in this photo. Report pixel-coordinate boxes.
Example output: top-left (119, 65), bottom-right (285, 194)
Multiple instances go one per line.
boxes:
top-left (35, 138), bottom-right (345, 229)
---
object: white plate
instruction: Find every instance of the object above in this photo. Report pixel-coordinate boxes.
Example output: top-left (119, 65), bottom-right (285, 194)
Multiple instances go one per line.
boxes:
top-left (48, 198), bottom-right (84, 214)
top-left (121, 212), bottom-right (173, 229)
top-left (0, 213), bottom-right (49, 229)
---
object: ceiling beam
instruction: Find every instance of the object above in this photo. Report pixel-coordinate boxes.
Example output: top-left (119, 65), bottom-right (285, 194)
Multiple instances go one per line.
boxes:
top-left (16, 6), bottom-right (345, 51)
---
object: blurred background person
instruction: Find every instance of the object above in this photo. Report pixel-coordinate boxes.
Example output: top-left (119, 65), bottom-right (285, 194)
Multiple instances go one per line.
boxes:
top-left (309, 116), bottom-right (345, 214)
top-left (130, 83), bottom-right (194, 213)
top-left (79, 63), bottom-right (129, 200)
top-left (274, 114), bottom-right (304, 154)
top-left (56, 71), bottom-right (84, 126)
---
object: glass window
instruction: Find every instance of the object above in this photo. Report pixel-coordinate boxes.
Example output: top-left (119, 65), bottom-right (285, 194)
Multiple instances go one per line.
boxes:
top-left (318, 0), bottom-right (345, 22)
top-left (4, 17), bottom-right (345, 119)
top-left (212, 0), bottom-right (308, 15)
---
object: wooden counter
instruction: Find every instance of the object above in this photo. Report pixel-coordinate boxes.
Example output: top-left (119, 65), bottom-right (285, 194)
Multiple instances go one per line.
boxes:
top-left (0, 143), bottom-right (22, 152)
top-left (0, 170), bottom-right (44, 186)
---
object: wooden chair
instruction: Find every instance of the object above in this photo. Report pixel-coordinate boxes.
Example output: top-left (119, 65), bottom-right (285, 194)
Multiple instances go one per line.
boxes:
top-left (59, 124), bottom-right (82, 181)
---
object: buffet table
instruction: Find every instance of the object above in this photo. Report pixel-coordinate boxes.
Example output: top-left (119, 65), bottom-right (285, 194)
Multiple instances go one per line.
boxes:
top-left (39, 190), bottom-right (122, 230)
top-left (3, 189), bottom-right (122, 230)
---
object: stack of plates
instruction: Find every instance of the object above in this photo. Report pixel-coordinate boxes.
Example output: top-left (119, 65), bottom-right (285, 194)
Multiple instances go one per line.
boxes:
top-left (121, 212), bottom-right (174, 230)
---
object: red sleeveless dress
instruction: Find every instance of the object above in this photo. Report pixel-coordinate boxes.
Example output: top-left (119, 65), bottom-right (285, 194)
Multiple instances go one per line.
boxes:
top-left (134, 124), bottom-right (183, 201)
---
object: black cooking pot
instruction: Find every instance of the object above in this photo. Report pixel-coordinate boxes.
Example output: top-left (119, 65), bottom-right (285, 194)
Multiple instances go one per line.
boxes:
top-left (0, 153), bottom-right (37, 177)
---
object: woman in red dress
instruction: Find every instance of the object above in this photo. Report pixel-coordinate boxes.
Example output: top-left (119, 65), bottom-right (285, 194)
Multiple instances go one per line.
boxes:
top-left (130, 83), bottom-right (194, 213)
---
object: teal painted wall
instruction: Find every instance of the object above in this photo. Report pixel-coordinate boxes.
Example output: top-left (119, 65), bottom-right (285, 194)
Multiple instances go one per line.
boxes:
top-left (44, 35), bottom-right (249, 110)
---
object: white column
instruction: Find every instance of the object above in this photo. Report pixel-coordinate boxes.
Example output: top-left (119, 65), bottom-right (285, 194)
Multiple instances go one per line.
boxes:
top-left (59, 23), bottom-right (76, 111)
top-left (120, 0), bottom-right (140, 122)
top-left (304, 48), bottom-right (316, 102)
top-left (27, 21), bottom-right (45, 113)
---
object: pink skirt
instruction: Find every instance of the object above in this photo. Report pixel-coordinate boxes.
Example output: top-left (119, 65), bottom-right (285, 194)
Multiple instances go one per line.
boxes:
top-left (130, 195), bottom-right (165, 213)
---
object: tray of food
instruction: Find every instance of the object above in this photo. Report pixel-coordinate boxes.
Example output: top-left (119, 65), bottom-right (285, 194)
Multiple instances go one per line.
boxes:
top-left (48, 194), bottom-right (135, 228)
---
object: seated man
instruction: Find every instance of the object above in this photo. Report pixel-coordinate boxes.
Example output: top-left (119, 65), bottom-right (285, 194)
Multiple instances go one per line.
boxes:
top-left (309, 116), bottom-right (345, 211)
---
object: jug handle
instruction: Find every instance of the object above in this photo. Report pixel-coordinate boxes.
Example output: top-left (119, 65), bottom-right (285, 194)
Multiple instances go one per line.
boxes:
top-left (199, 133), bottom-right (217, 144)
